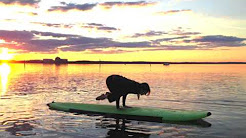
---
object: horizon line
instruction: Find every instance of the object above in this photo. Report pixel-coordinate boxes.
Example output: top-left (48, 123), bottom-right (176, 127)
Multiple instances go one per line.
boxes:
top-left (1, 60), bottom-right (246, 64)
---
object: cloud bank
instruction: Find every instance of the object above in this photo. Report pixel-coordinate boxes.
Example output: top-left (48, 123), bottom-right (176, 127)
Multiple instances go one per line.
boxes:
top-left (48, 2), bottom-right (97, 12)
top-left (132, 31), bottom-right (167, 38)
top-left (82, 23), bottom-right (119, 32)
top-left (0, 0), bottom-right (40, 6)
top-left (48, 1), bottom-right (157, 12)
top-left (0, 30), bottom-right (245, 54)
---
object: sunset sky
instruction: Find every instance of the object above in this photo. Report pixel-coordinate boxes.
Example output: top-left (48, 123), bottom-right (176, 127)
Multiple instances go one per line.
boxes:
top-left (0, 0), bottom-right (245, 61)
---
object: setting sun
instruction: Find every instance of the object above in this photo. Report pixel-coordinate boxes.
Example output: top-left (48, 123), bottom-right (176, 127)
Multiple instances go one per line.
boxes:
top-left (0, 48), bottom-right (13, 60)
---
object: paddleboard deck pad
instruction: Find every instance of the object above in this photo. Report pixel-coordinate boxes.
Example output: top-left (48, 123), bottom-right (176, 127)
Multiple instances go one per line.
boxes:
top-left (47, 102), bottom-right (211, 122)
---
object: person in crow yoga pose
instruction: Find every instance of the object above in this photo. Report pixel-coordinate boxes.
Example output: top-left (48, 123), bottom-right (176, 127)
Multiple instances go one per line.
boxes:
top-left (96, 75), bottom-right (151, 109)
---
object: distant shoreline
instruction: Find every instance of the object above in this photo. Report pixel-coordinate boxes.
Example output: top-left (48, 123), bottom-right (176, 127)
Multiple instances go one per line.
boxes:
top-left (1, 60), bottom-right (246, 64)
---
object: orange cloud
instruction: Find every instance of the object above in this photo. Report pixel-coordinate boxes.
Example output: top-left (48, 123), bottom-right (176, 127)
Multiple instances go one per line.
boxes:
top-left (156, 9), bottom-right (192, 15)
top-left (99, 1), bottom-right (157, 9)
top-left (81, 23), bottom-right (120, 33)
top-left (0, 0), bottom-right (40, 6)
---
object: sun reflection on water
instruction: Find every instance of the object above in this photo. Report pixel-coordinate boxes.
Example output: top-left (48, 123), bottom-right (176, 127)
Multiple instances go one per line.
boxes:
top-left (0, 63), bottom-right (11, 96)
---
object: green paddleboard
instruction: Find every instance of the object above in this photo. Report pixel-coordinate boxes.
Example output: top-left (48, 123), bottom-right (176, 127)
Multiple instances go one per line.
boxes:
top-left (47, 102), bottom-right (211, 122)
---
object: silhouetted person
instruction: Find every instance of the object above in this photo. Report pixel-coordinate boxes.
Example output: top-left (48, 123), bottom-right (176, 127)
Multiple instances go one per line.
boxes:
top-left (96, 75), bottom-right (151, 109)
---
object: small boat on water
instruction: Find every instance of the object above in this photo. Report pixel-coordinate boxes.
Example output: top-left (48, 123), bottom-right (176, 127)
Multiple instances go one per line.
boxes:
top-left (163, 62), bottom-right (170, 66)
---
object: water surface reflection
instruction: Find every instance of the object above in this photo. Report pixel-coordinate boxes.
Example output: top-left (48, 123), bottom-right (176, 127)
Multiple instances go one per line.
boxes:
top-left (0, 63), bottom-right (10, 96)
top-left (0, 64), bottom-right (245, 137)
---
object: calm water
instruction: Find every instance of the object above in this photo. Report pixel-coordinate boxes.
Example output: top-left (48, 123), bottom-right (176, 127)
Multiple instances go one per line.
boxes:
top-left (0, 63), bottom-right (245, 137)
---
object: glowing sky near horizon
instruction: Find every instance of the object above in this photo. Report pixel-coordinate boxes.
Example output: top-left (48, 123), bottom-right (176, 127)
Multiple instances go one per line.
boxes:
top-left (0, 0), bottom-right (245, 61)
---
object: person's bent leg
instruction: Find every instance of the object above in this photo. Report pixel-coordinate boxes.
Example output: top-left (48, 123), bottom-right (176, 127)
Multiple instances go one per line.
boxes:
top-left (116, 97), bottom-right (120, 109)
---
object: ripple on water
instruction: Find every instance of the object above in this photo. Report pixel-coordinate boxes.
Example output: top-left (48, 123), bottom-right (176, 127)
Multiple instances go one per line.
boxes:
top-left (0, 64), bottom-right (246, 137)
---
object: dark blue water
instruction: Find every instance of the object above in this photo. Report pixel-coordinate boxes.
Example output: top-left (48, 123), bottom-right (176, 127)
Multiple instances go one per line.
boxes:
top-left (0, 63), bottom-right (245, 137)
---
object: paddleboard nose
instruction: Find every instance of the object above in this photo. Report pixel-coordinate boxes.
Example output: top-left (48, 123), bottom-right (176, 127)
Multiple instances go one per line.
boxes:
top-left (47, 101), bottom-right (55, 107)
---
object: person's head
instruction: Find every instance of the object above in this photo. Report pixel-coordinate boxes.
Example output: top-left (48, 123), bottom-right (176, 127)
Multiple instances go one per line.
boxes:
top-left (139, 83), bottom-right (151, 96)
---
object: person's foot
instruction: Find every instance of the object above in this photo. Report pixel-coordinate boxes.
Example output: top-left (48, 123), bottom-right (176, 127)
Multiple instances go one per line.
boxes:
top-left (116, 107), bottom-right (124, 110)
top-left (123, 105), bottom-right (132, 108)
top-left (96, 94), bottom-right (108, 100)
